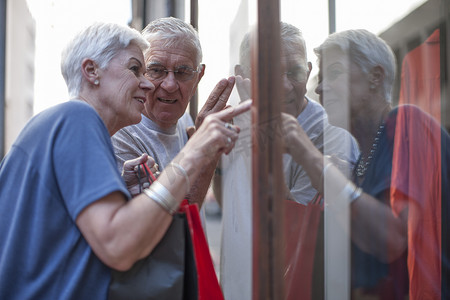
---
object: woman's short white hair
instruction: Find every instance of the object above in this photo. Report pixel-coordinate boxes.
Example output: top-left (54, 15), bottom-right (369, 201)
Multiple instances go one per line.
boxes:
top-left (314, 29), bottom-right (396, 102)
top-left (141, 17), bottom-right (202, 65)
top-left (61, 22), bottom-right (149, 98)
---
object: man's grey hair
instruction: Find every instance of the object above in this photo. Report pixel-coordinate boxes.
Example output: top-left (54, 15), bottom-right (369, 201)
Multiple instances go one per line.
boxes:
top-left (314, 29), bottom-right (396, 102)
top-left (142, 17), bottom-right (202, 65)
top-left (239, 22), bottom-right (308, 73)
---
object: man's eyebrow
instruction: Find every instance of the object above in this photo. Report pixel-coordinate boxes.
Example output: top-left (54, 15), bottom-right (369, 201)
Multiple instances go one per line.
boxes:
top-left (146, 61), bottom-right (163, 67)
top-left (130, 57), bottom-right (143, 67)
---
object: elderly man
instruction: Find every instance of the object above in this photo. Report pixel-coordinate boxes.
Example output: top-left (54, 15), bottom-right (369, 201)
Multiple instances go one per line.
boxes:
top-left (112, 17), bottom-right (235, 205)
top-left (217, 22), bottom-right (360, 300)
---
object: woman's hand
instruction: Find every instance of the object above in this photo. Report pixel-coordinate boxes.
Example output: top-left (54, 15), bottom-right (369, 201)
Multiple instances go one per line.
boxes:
top-left (281, 112), bottom-right (324, 173)
top-left (281, 113), bottom-right (305, 155)
top-left (181, 100), bottom-right (252, 168)
top-left (235, 75), bottom-right (251, 102)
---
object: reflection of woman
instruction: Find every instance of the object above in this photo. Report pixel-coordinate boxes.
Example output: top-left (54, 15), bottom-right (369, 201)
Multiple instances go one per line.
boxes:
top-left (0, 22), bottom-right (250, 299)
top-left (282, 29), bottom-right (449, 299)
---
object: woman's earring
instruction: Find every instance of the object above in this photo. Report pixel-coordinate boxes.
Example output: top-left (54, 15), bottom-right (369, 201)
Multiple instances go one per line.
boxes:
top-left (94, 79), bottom-right (99, 86)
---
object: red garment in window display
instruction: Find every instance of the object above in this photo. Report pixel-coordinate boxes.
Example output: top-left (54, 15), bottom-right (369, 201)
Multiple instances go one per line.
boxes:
top-left (284, 194), bottom-right (322, 300)
top-left (398, 28), bottom-right (441, 122)
top-left (390, 105), bottom-right (443, 300)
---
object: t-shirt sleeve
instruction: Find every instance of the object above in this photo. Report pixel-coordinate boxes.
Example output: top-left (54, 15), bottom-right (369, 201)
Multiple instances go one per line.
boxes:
top-left (111, 128), bottom-right (146, 173)
top-left (52, 104), bottom-right (130, 220)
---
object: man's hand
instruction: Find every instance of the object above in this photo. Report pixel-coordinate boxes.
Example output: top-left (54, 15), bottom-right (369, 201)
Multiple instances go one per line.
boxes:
top-left (122, 154), bottom-right (158, 196)
top-left (195, 77), bottom-right (236, 129)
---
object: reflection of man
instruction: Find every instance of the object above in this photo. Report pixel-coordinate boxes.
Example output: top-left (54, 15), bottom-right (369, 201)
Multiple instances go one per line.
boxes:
top-left (217, 22), bottom-right (360, 300)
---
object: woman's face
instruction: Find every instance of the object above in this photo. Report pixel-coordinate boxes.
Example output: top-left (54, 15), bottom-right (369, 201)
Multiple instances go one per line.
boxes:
top-left (315, 47), bottom-right (370, 128)
top-left (98, 44), bottom-right (154, 130)
top-left (143, 40), bottom-right (204, 129)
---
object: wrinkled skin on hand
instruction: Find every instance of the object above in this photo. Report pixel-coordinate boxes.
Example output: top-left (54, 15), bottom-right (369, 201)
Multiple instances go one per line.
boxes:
top-left (180, 100), bottom-right (252, 169)
top-left (235, 75), bottom-right (251, 103)
top-left (194, 77), bottom-right (236, 129)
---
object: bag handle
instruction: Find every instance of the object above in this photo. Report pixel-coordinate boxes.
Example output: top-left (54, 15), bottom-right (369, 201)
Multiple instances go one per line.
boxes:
top-left (137, 162), bottom-right (157, 194)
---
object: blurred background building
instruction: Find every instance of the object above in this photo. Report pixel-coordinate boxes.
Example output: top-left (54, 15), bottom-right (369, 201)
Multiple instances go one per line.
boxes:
top-left (1, 0), bottom-right (35, 158)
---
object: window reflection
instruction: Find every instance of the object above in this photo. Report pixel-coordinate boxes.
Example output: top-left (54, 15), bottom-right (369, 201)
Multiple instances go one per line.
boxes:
top-left (213, 1), bottom-right (449, 299)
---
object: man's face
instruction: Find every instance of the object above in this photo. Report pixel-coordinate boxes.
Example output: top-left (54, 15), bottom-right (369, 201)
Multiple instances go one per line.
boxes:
top-left (279, 46), bottom-right (310, 117)
top-left (235, 44), bottom-right (311, 118)
top-left (143, 40), bottom-right (204, 129)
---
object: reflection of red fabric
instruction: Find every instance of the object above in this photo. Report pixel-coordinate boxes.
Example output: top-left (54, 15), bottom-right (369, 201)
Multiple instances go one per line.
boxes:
top-left (390, 105), bottom-right (442, 300)
top-left (398, 29), bottom-right (441, 122)
top-left (284, 195), bottom-right (322, 300)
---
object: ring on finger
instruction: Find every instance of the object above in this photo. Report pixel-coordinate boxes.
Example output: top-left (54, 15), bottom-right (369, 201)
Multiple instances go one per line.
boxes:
top-left (224, 122), bottom-right (233, 130)
top-left (226, 136), bottom-right (232, 146)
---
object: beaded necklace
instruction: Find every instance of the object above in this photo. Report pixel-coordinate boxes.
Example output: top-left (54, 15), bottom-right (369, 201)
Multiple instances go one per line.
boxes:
top-left (355, 123), bottom-right (385, 178)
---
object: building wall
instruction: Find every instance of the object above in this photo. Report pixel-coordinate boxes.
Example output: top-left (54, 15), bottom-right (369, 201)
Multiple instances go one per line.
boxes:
top-left (4, 0), bottom-right (35, 155)
top-left (131, 0), bottom-right (185, 31)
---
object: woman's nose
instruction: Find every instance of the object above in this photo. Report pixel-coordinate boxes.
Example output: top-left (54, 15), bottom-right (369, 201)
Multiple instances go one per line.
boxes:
top-left (315, 82), bottom-right (323, 95)
top-left (141, 76), bottom-right (155, 91)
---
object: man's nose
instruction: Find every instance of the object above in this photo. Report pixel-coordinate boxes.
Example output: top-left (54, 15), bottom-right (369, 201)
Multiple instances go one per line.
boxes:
top-left (160, 71), bottom-right (179, 92)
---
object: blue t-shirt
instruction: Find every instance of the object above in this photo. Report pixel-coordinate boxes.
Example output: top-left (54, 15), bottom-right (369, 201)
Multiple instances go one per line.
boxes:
top-left (0, 100), bottom-right (130, 299)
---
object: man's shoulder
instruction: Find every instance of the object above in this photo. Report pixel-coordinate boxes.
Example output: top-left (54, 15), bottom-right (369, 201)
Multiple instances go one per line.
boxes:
top-left (298, 98), bottom-right (326, 125)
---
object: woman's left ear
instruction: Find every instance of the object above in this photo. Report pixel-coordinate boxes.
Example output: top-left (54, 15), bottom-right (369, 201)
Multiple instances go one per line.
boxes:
top-left (369, 66), bottom-right (384, 89)
top-left (81, 58), bottom-right (99, 86)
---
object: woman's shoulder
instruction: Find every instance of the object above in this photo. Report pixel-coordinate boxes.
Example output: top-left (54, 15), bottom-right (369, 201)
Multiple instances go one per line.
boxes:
top-left (28, 100), bottom-right (106, 139)
top-left (391, 104), bottom-right (431, 117)
top-left (37, 99), bottom-right (94, 118)
top-left (58, 99), bottom-right (96, 114)
top-left (47, 100), bottom-right (100, 123)
top-left (388, 104), bottom-right (441, 127)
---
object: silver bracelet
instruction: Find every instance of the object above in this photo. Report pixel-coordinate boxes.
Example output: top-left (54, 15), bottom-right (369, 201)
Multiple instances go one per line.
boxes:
top-left (169, 163), bottom-right (190, 193)
top-left (143, 188), bottom-right (172, 214)
top-left (143, 181), bottom-right (179, 215)
top-left (339, 181), bottom-right (362, 204)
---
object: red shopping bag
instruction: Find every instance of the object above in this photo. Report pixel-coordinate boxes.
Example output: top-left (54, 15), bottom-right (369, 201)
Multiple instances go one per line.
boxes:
top-left (284, 193), bottom-right (323, 300)
top-left (109, 163), bottom-right (224, 300)
top-left (179, 199), bottom-right (225, 300)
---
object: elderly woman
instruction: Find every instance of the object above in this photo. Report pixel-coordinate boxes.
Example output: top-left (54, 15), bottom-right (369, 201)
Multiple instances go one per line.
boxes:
top-left (282, 29), bottom-right (449, 299)
top-left (0, 22), bottom-right (250, 299)
top-left (112, 17), bottom-right (234, 204)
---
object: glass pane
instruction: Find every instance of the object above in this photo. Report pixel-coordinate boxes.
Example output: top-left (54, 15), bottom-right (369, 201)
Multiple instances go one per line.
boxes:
top-left (198, 0), bottom-right (449, 299)
top-left (205, 2), bottom-right (255, 299)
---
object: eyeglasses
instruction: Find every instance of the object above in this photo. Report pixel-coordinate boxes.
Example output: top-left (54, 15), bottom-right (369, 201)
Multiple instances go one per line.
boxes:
top-left (284, 67), bottom-right (308, 83)
top-left (146, 65), bottom-right (200, 81)
top-left (241, 65), bottom-right (307, 83)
